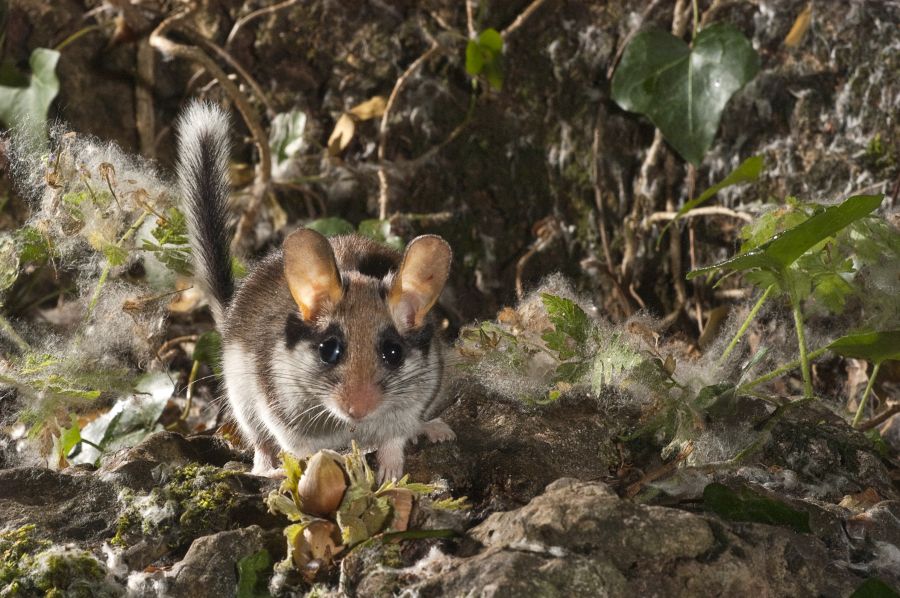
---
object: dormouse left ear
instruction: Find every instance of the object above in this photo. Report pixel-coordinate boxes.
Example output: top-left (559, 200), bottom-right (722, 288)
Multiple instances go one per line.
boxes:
top-left (388, 235), bottom-right (451, 332)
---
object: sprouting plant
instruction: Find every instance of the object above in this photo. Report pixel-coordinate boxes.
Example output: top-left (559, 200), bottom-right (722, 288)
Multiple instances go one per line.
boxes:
top-left (465, 29), bottom-right (503, 91)
top-left (689, 194), bottom-right (885, 397)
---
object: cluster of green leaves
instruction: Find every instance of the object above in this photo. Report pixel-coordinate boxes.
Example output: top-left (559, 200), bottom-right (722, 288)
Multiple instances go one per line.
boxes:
top-left (612, 23), bottom-right (759, 165)
top-left (465, 29), bottom-right (504, 91)
top-left (141, 207), bottom-right (191, 275)
top-left (691, 194), bottom-right (896, 404)
top-left (459, 293), bottom-right (658, 404)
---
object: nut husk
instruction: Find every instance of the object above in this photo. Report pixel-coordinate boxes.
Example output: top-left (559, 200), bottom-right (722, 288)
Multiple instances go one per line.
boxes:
top-left (289, 520), bottom-right (342, 569)
top-left (297, 451), bottom-right (348, 517)
top-left (381, 488), bottom-right (414, 532)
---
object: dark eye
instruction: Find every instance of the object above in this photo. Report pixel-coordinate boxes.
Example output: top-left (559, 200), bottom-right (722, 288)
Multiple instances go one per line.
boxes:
top-left (318, 337), bottom-right (344, 365)
top-left (380, 339), bottom-right (404, 368)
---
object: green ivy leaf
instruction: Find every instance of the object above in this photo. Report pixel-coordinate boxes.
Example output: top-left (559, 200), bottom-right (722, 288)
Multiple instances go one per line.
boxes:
top-left (688, 195), bottom-right (884, 280)
top-left (702, 482), bottom-right (811, 533)
top-left (236, 549), bottom-right (272, 598)
top-left (0, 48), bottom-right (60, 144)
top-left (828, 331), bottom-right (900, 366)
top-left (611, 24), bottom-right (759, 165)
top-left (306, 217), bottom-right (355, 237)
top-left (850, 578), bottom-right (900, 598)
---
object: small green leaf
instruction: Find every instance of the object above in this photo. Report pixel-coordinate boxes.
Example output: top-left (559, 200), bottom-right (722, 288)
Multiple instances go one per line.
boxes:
top-left (828, 331), bottom-right (900, 365)
top-left (0, 48), bottom-right (60, 144)
top-left (59, 415), bottom-right (82, 458)
top-left (465, 29), bottom-right (503, 90)
top-left (193, 331), bottom-right (223, 375)
top-left (540, 294), bottom-right (590, 346)
top-left (143, 207), bottom-right (191, 275)
top-left (702, 483), bottom-right (811, 533)
top-left (851, 578), bottom-right (900, 598)
top-left (661, 155), bottom-right (764, 242)
top-left (611, 24), bottom-right (759, 164)
top-left (102, 243), bottom-right (128, 267)
top-left (688, 195), bottom-right (884, 280)
top-left (358, 219), bottom-right (404, 251)
top-left (236, 549), bottom-right (272, 598)
top-left (16, 226), bottom-right (53, 263)
top-left (478, 29), bottom-right (503, 53)
top-left (465, 40), bottom-right (484, 75)
top-left (306, 217), bottom-right (355, 237)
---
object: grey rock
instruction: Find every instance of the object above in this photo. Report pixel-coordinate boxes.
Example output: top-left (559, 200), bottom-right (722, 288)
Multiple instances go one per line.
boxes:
top-left (0, 467), bottom-right (118, 543)
top-left (127, 525), bottom-right (283, 598)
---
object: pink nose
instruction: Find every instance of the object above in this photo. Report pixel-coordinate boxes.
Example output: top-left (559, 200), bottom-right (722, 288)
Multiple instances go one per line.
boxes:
top-left (342, 383), bottom-right (381, 420)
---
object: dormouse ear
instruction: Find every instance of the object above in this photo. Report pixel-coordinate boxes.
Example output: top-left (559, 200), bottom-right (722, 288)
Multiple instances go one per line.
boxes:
top-left (388, 235), bottom-right (451, 331)
top-left (283, 229), bottom-right (343, 321)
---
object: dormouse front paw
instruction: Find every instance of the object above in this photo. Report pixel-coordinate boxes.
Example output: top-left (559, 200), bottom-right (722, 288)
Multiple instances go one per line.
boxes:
top-left (377, 438), bottom-right (406, 484)
top-left (420, 418), bottom-right (456, 443)
top-left (250, 444), bottom-right (285, 478)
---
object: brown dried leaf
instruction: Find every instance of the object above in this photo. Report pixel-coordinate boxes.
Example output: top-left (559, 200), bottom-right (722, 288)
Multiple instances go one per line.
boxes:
top-left (327, 113), bottom-right (356, 156)
top-left (348, 96), bottom-right (386, 121)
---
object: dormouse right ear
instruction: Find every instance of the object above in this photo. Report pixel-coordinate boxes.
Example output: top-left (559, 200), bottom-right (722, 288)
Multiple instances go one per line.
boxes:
top-left (283, 229), bottom-right (343, 321)
top-left (388, 235), bottom-right (452, 332)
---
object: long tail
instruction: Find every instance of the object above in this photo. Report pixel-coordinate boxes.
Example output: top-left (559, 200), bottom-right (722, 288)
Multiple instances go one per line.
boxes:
top-left (176, 101), bottom-right (234, 325)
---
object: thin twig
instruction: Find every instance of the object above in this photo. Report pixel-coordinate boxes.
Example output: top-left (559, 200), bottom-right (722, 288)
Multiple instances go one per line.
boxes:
top-left (135, 38), bottom-right (157, 158)
top-left (226, 0), bottom-right (302, 48)
top-left (156, 334), bottom-right (199, 361)
top-left (150, 9), bottom-right (272, 248)
top-left (377, 43), bottom-right (442, 220)
top-left (465, 0), bottom-right (477, 38)
top-left (624, 441), bottom-right (694, 498)
top-left (643, 206), bottom-right (753, 225)
top-left (501, 0), bottom-right (552, 40)
top-left (591, 111), bottom-right (632, 316)
top-left (189, 31), bottom-right (276, 118)
top-left (858, 403), bottom-right (900, 432)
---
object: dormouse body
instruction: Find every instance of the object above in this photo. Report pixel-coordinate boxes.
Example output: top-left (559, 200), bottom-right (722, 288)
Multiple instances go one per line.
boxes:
top-left (177, 101), bottom-right (454, 480)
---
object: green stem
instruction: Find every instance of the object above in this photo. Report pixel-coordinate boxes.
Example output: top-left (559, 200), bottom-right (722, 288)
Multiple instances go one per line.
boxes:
top-left (0, 312), bottom-right (31, 353)
top-left (852, 362), bottom-right (881, 428)
top-left (792, 302), bottom-right (814, 397)
top-left (55, 24), bottom-right (103, 52)
top-left (84, 211), bottom-right (149, 322)
top-left (738, 346), bottom-right (828, 393)
top-left (691, 0), bottom-right (700, 39)
top-left (718, 284), bottom-right (774, 366)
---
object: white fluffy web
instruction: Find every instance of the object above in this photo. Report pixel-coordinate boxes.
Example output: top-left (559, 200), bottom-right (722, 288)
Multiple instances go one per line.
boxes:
top-left (1, 123), bottom-right (180, 466)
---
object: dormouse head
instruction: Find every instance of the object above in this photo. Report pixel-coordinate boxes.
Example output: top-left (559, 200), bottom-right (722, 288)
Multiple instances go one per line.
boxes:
top-left (280, 229), bottom-right (451, 427)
